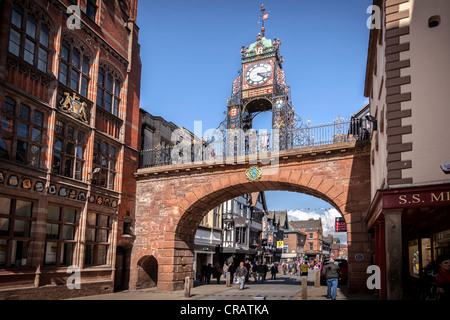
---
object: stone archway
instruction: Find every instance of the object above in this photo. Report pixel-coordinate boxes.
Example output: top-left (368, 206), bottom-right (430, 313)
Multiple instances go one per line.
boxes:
top-left (130, 141), bottom-right (371, 293)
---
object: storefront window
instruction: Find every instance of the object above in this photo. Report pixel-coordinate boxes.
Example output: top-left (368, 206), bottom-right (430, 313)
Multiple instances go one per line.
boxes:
top-left (44, 205), bottom-right (79, 266)
top-left (408, 239), bottom-right (419, 277)
top-left (0, 197), bottom-right (34, 268)
top-left (434, 229), bottom-right (450, 257)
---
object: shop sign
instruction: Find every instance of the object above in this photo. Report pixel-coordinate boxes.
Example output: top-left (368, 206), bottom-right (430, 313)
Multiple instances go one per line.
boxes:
top-left (335, 217), bottom-right (347, 232)
top-left (384, 188), bottom-right (450, 208)
top-left (277, 241), bottom-right (284, 249)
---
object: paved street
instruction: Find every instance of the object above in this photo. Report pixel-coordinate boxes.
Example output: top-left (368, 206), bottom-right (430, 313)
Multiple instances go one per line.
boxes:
top-left (69, 272), bottom-right (377, 301)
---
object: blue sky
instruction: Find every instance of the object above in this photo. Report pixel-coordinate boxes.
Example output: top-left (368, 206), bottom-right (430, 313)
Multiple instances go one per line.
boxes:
top-left (136, 0), bottom-right (372, 217)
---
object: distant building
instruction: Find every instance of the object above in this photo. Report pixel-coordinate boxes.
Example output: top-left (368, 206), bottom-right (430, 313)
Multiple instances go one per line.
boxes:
top-left (281, 230), bottom-right (306, 261)
top-left (289, 218), bottom-right (324, 261)
top-left (263, 210), bottom-right (289, 263)
top-left (220, 192), bottom-right (266, 264)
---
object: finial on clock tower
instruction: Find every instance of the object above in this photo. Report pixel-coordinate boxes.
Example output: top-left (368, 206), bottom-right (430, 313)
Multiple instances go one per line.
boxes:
top-left (259, 4), bottom-right (269, 37)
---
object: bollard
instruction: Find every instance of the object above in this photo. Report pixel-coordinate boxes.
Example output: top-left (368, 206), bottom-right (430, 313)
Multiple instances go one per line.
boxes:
top-left (314, 270), bottom-right (320, 288)
top-left (184, 277), bottom-right (191, 298)
top-left (226, 272), bottom-right (231, 287)
top-left (301, 276), bottom-right (308, 300)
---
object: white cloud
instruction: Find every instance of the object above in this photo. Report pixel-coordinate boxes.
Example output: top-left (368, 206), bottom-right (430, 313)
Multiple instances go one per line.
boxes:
top-left (287, 208), bottom-right (347, 244)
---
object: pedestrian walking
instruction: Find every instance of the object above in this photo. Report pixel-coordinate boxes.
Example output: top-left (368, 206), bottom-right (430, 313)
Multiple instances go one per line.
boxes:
top-left (257, 262), bottom-right (266, 284)
top-left (301, 261), bottom-right (309, 277)
top-left (422, 254), bottom-right (450, 300)
top-left (213, 263), bottom-right (222, 284)
top-left (323, 259), bottom-right (342, 300)
top-left (205, 263), bottom-right (213, 284)
top-left (251, 261), bottom-right (258, 283)
top-left (270, 263), bottom-right (278, 280)
top-left (244, 260), bottom-right (251, 282)
top-left (223, 262), bottom-right (229, 280)
top-left (236, 261), bottom-right (248, 290)
top-left (229, 262), bottom-right (235, 282)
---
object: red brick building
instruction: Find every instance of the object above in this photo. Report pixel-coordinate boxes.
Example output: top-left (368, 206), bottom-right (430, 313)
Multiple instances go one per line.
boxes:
top-left (0, 0), bottom-right (141, 299)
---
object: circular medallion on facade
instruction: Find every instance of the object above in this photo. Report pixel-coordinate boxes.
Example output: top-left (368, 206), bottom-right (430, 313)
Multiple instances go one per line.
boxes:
top-left (355, 254), bottom-right (364, 261)
top-left (245, 166), bottom-right (262, 182)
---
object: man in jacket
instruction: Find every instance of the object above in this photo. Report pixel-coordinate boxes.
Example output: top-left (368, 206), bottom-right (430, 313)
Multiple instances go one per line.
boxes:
top-left (236, 261), bottom-right (248, 290)
top-left (323, 259), bottom-right (342, 300)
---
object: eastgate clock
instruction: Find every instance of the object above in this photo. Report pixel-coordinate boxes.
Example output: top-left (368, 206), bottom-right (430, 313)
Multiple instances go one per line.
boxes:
top-left (245, 61), bottom-right (273, 87)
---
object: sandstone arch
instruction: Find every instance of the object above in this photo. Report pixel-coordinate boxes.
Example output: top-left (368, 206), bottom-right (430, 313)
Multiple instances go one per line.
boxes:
top-left (131, 141), bottom-right (372, 293)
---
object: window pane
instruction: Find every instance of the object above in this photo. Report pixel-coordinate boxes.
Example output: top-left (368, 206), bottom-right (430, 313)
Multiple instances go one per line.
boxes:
top-left (38, 48), bottom-right (48, 72)
top-left (34, 110), bottom-right (44, 127)
top-left (86, 228), bottom-right (95, 242)
top-left (0, 218), bottom-right (10, 236)
top-left (2, 116), bottom-right (14, 133)
top-left (16, 140), bottom-right (27, 164)
top-left (48, 206), bottom-right (61, 221)
top-left (61, 243), bottom-right (74, 266)
top-left (85, 244), bottom-right (94, 265)
top-left (52, 152), bottom-right (62, 174)
top-left (40, 26), bottom-right (49, 47)
top-left (63, 225), bottom-right (75, 240)
top-left (55, 121), bottom-right (64, 136)
top-left (24, 39), bottom-right (35, 65)
top-left (67, 126), bottom-right (74, 140)
top-left (64, 209), bottom-right (77, 223)
top-left (30, 145), bottom-right (41, 168)
top-left (97, 245), bottom-right (107, 265)
top-left (96, 88), bottom-right (104, 107)
top-left (0, 239), bottom-right (6, 266)
top-left (54, 138), bottom-right (63, 151)
top-left (108, 172), bottom-right (115, 190)
top-left (98, 69), bottom-right (104, 86)
top-left (10, 241), bottom-right (28, 266)
top-left (77, 131), bottom-right (85, 145)
top-left (82, 58), bottom-right (90, 75)
top-left (0, 135), bottom-right (12, 160)
top-left (114, 79), bottom-right (120, 96)
top-left (113, 98), bottom-right (119, 116)
top-left (18, 122), bottom-right (29, 139)
top-left (72, 49), bottom-right (80, 69)
top-left (8, 29), bottom-right (21, 56)
top-left (97, 229), bottom-right (108, 242)
top-left (75, 161), bottom-right (83, 181)
top-left (3, 97), bottom-right (16, 115)
top-left (98, 215), bottom-right (109, 227)
top-left (26, 17), bottom-right (36, 38)
top-left (19, 104), bottom-right (30, 121)
top-left (81, 77), bottom-right (88, 97)
top-left (67, 142), bottom-right (75, 155)
top-left (105, 93), bottom-right (112, 112)
top-left (46, 223), bottom-right (59, 239)
top-left (106, 74), bottom-right (113, 91)
top-left (70, 69), bottom-right (80, 91)
top-left (64, 157), bottom-right (74, 178)
top-left (16, 200), bottom-right (33, 218)
top-left (59, 62), bottom-right (68, 85)
top-left (44, 242), bottom-right (57, 264)
top-left (11, 8), bottom-right (23, 28)
top-left (0, 198), bottom-right (11, 215)
top-left (86, 1), bottom-right (97, 21)
top-left (87, 213), bottom-right (97, 226)
top-left (61, 41), bottom-right (70, 61)
top-left (13, 219), bottom-right (31, 237)
top-left (76, 146), bottom-right (84, 159)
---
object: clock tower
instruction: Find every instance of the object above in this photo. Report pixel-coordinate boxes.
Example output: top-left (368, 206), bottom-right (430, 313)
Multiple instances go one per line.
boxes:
top-left (222, 4), bottom-right (302, 151)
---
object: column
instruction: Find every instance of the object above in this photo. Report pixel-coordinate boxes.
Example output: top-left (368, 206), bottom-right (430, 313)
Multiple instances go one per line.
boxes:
top-left (384, 209), bottom-right (403, 300)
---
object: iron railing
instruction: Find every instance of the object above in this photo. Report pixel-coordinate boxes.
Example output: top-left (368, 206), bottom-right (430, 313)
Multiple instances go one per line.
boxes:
top-left (139, 118), bottom-right (371, 169)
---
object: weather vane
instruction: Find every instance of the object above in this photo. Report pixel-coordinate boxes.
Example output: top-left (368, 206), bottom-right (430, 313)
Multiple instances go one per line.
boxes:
top-left (258, 4), bottom-right (269, 37)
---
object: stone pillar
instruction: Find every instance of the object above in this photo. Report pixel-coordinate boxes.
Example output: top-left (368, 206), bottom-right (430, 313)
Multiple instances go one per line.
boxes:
top-left (384, 209), bottom-right (403, 300)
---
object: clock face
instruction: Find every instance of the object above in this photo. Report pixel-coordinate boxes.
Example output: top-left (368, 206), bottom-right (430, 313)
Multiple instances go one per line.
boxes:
top-left (245, 62), bottom-right (273, 87)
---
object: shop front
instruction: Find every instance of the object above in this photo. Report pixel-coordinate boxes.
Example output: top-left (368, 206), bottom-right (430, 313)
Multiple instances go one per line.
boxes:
top-left (366, 183), bottom-right (450, 299)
